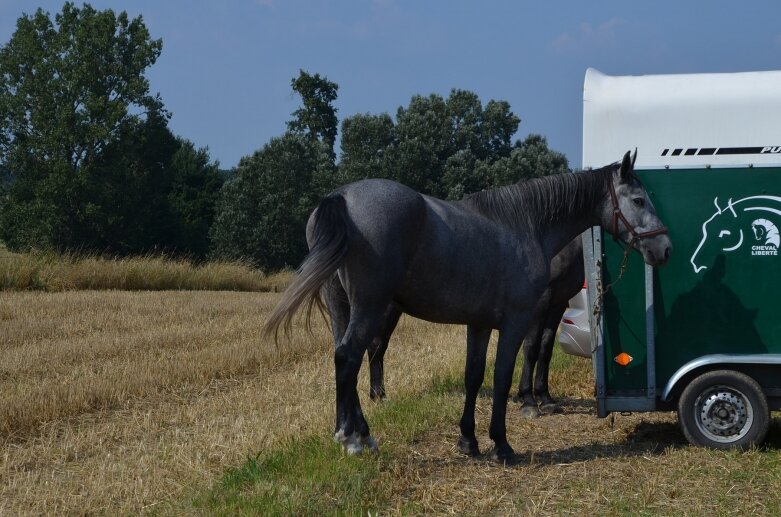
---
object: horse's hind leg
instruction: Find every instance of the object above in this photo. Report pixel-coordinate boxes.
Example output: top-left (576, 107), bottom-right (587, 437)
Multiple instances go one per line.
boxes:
top-left (334, 306), bottom-right (388, 455)
top-left (535, 303), bottom-right (567, 415)
top-left (517, 315), bottom-right (543, 419)
top-left (322, 275), bottom-right (353, 445)
top-left (367, 306), bottom-right (401, 400)
top-left (323, 275), bottom-right (349, 345)
top-left (458, 325), bottom-right (491, 456)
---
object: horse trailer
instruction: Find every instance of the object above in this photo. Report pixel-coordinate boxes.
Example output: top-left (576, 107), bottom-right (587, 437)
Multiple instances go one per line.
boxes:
top-left (582, 68), bottom-right (781, 449)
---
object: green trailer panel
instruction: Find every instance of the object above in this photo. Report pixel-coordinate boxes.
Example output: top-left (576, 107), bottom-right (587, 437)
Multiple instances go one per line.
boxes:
top-left (602, 167), bottom-right (781, 397)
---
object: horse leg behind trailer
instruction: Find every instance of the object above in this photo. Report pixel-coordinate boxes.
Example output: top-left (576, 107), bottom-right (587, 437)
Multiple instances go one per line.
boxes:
top-left (516, 237), bottom-right (585, 418)
top-left (265, 151), bottom-right (671, 461)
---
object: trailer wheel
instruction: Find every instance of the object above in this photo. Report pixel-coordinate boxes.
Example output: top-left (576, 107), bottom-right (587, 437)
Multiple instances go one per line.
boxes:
top-left (677, 370), bottom-right (769, 450)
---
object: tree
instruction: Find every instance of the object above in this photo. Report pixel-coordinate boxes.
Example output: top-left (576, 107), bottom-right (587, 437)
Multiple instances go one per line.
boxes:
top-left (287, 70), bottom-right (339, 159)
top-left (0, 3), bottom-right (165, 251)
top-left (71, 112), bottom-right (179, 254)
top-left (337, 112), bottom-right (397, 185)
top-left (487, 134), bottom-right (570, 188)
top-left (210, 70), bottom-right (340, 270)
top-left (168, 140), bottom-right (224, 258)
top-left (393, 93), bottom-right (451, 196)
top-left (337, 88), bottom-right (543, 200)
top-left (482, 100), bottom-right (520, 158)
top-left (209, 134), bottom-right (330, 270)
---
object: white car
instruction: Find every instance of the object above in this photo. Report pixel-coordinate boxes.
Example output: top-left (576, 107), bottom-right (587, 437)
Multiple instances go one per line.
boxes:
top-left (558, 283), bottom-right (591, 358)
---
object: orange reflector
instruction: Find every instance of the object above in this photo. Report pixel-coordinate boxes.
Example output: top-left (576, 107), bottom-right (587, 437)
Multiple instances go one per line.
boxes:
top-left (614, 352), bottom-right (633, 366)
top-left (562, 318), bottom-right (575, 325)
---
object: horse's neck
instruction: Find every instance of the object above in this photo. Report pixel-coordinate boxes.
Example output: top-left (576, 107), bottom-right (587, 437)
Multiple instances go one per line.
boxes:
top-left (537, 215), bottom-right (599, 265)
top-left (533, 171), bottom-right (608, 263)
top-left (460, 168), bottom-right (610, 262)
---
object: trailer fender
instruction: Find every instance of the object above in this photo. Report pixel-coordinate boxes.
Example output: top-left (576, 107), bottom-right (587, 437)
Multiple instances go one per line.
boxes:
top-left (661, 354), bottom-right (781, 402)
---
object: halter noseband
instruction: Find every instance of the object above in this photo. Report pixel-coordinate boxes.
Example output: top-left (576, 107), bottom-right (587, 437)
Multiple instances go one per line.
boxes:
top-left (608, 178), bottom-right (668, 248)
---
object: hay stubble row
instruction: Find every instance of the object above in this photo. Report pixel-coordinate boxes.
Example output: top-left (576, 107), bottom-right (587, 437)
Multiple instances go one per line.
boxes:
top-left (1, 290), bottom-right (780, 514)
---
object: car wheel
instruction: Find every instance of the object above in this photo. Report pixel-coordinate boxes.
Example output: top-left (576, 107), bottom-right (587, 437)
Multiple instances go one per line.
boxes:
top-left (677, 370), bottom-right (769, 450)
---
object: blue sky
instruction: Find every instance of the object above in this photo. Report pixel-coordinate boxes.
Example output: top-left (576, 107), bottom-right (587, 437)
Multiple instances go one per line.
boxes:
top-left (2, 1), bottom-right (781, 169)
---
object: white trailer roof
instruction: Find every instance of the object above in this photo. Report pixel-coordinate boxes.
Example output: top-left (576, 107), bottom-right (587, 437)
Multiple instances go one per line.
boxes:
top-left (582, 68), bottom-right (781, 169)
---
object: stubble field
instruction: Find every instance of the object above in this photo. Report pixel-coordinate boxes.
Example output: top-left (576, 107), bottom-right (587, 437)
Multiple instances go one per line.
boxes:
top-left (2, 289), bottom-right (781, 515)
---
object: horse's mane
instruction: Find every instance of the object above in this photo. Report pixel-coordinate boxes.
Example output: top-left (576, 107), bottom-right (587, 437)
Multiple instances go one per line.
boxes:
top-left (461, 163), bottom-right (618, 231)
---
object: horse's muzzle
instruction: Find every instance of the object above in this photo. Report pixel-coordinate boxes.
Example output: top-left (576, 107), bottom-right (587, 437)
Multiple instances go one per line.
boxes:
top-left (639, 234), bottom-right (672, 266)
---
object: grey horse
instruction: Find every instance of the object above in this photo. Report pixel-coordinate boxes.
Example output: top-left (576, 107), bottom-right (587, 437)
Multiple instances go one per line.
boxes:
top-left (265, 150), bottom-right (671, 461)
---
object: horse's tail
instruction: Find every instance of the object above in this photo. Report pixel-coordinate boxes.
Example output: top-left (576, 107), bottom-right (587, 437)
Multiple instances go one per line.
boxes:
top-left (264, 194), bottom-right (351, 341)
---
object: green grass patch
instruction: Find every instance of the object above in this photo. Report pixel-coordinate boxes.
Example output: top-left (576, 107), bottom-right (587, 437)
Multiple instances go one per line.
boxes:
top-left (196, 437), bottom-right (381, 515)
top-left (193, 379), bottom-right (462, 515)
top-left (431, 368), bottom-right (464, 396)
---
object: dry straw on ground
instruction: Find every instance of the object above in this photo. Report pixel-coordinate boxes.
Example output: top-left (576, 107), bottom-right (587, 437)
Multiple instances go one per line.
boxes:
top-left (1, 289), bottom-right (780, 514)
top-left (0, 290), bottom-right (463, 514)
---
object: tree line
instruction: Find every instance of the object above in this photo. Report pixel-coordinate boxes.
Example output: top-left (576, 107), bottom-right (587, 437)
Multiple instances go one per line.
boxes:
top-left (0, 3), bottom-right (569, 271)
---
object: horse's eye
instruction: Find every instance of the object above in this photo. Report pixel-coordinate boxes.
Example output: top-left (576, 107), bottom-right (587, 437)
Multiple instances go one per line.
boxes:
top-left (632, 198), bottom-right (645, 208)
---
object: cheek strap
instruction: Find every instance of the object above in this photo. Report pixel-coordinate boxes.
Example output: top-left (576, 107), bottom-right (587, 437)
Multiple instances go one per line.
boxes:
top-left (608, 180), bottom-right (668, 248)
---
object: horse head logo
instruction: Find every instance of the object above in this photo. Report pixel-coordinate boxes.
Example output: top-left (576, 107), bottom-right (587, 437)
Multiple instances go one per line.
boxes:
top-left (690, 195), bottom-right (781, 273)
top-left (751, 218), bottom-right (780, 248)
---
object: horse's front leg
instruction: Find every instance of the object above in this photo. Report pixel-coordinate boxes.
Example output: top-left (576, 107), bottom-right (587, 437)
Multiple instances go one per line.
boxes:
top-left (489, 315), bottom-right (533, 462)
top-left (458, 325), bottom-right (491, 456)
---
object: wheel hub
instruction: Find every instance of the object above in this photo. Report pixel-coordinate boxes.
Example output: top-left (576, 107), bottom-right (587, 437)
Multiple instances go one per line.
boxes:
top-left (695, 387), bottom-right (753, 443)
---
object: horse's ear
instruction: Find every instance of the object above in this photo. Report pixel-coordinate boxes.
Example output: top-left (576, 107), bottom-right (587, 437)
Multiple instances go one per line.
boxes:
top-left (620, 150), bottom-right (632, 181)
top-left (631, 148), bottom-right (638, 168)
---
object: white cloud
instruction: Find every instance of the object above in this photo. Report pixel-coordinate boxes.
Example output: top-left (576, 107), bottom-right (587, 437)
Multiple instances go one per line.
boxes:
top-left (552, 17), bottom-right (625, 53)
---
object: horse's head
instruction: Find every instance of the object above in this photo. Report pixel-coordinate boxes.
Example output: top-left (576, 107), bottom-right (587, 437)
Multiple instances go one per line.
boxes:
top-left (690, 198), bottom-right (745, 273)
top-left (751, 221), bottom-right (766, 242)
top-left (603, 150), bottom-right (672, 266)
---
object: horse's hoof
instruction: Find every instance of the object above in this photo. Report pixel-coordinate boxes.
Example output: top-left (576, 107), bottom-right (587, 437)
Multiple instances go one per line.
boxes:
top-left (361, 435), bottom-right (379, 453)
top-left (335, 429), bottom-right (366, 455)
top-left (520, 405), bottom-right (541, 419)
top-left (344, 441), bottom-right (363, 455)
top-left (341, 432), bottom-right (364, 455)
top-left (489, 443), bottom-right (516, 463)
top-left (369, 388), bottom-right (386, 401)
top-left (457, 435), bottom-right (480, 456)
top-left (539, 403), bottom-right (557, 416)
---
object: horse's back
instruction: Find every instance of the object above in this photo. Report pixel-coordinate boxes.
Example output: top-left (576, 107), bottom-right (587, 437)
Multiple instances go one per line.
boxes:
top-left (308, 179), bottom-right (425, 245)
top-left (306, 180), bottom-right (428, 308)
top-left (311, 179), bottom-right (546, 327)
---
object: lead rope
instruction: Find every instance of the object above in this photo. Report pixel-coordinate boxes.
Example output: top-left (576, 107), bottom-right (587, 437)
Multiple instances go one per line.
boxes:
top-left (592, 239), bottom-right (634, 322)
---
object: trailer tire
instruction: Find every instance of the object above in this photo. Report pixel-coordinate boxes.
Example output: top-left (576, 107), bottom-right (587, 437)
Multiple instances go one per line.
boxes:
top-left (677, 370), bottom-right (769, 450)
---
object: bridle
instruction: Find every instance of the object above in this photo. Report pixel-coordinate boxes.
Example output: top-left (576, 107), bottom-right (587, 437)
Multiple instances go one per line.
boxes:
top-left (594, 174), bottom-right (670, 318)
top-left (593, 157), bottom-right (670, 320)
top-left (607, 176), bottom-right (668, 249)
